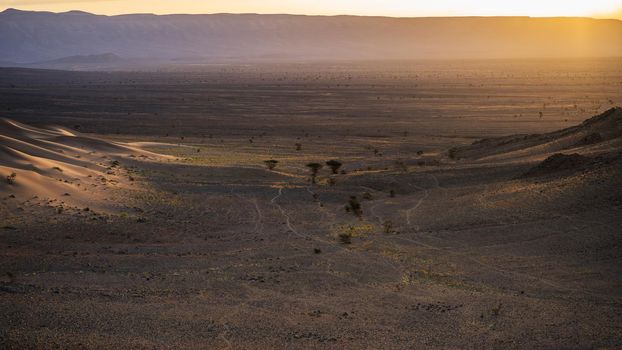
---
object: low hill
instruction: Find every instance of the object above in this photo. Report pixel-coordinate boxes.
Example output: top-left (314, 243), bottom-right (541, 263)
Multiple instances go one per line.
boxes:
top-left (451, 107), bottom-right (622, 161)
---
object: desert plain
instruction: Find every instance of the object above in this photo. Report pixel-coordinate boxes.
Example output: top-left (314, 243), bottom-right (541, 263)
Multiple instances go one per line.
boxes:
top-left (1, 59), bottom-right (622, 349)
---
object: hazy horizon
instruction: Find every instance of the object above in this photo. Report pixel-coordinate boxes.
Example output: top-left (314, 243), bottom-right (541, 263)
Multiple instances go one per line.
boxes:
top-left (3, 7), bottom-right (622, 20)
top-left (2, 0), bottom-right (622, 19)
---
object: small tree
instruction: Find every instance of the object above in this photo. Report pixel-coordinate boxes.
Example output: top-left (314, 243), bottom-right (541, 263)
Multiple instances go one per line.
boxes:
top-left (264, 160), bottom-right (279, 171)
top-left (306, 163), bottom-right (323, 184)
top-left (325, 160), bottom-right (343, 174)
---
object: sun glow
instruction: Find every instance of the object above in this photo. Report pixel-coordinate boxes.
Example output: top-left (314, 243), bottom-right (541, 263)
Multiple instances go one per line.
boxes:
top-left (2, 0), bottom-right (622, 18)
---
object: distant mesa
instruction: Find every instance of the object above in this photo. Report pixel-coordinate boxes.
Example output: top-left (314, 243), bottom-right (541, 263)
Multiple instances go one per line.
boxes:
top-left (33, 53), bottom-right (124, 65)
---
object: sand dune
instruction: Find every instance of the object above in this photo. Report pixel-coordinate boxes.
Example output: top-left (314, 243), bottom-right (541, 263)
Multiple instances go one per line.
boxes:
top-left (0, 118), bottom-right (169, 210)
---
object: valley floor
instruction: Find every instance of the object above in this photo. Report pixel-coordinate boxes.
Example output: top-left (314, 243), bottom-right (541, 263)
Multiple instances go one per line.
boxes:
top-left (1, 114), bottom-right (622, 349)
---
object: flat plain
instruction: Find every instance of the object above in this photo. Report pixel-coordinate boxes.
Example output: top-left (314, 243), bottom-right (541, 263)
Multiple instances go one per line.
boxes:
top-left (1, 58), bottom-right (622, 349)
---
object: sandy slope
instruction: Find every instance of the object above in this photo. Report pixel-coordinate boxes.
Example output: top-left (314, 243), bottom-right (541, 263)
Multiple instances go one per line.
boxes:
top-left (0, 118), bottom-right (169, 210)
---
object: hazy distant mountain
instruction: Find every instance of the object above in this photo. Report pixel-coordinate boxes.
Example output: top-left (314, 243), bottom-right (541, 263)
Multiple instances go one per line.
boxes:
top-left (5, 53), bottom-right (126, 70)
top-left (33, 53), bottom-right (123, 65)
top-left (1, 8), bottom-right (622, 67)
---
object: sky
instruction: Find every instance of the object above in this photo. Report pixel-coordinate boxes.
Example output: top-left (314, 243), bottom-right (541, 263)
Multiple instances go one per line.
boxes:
top-left (2, 0), bottom-right (622, 19)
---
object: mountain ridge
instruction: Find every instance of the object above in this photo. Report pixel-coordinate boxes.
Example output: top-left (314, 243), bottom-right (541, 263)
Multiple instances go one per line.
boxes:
top-left (3, 8), bottom-right (622, 20)
top-left (2, 9), bottom-right (622, 66)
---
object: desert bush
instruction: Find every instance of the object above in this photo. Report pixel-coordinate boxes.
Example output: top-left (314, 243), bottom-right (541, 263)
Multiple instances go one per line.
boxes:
top-left (264, 159), bottom-right (279, 171)
top-left (6, 172), bottom-right (16, 184)
top-left (448, 148), bottom-right (458, 160)
top-left (395, 160), bottom-right (408, 172)
top-left (346, 196), bottom-right (362, 218)
top-left (295, 143), bottom-right (302, 151)
top-left (325, 160), bottom-right (343, 174)
top-left (362, 192), bottom-right (373, 200)
top-left (389, 189), bottom-right (396, 198)
top-left (338, 233), bottom-right (352, 245)
top-left (383, 220), bottom-right (394, 234)
top-left (491, 303), bottom-right (502, 317)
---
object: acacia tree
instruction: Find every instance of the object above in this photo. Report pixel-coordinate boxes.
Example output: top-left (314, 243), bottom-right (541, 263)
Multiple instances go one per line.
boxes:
top-left (264, 160), bottom-right (279, 171)
top-left (325, 160), bottom-right (343, 174)
top-left (306, 162), bottom-right (323, 184)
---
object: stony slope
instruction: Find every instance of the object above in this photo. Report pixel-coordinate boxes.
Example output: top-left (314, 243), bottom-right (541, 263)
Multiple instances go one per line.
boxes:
top-left (451, 107), bottom-right (622, 162)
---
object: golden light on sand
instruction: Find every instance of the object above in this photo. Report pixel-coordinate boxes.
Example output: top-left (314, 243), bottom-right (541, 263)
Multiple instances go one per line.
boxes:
top-left (2, 0), bottom-right (622, 18)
